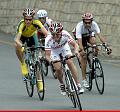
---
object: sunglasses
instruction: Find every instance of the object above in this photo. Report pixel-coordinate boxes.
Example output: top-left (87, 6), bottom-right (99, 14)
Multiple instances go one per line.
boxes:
top-left (52, 33), bottom-right (61, 36)
top-left (39, 17), bottom-right (46, 19)
top-left (25, 18), bottom-right (33, 21)
top-left (84, 21), bottom-right (92, 24)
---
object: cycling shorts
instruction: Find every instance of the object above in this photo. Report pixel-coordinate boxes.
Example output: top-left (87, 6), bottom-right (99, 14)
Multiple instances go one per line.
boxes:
top-left (51, 43), bottom-right (72, 61)
top-left (20, 33), bottom-right (39, 47)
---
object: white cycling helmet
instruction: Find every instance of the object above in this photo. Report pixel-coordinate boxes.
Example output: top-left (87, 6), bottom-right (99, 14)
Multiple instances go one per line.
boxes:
top-left (37, 9), bottom-right (48, 18)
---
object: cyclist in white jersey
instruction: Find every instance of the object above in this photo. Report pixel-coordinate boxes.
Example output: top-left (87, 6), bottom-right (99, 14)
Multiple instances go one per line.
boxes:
top-left (37, 9), bottom-right (52, 45)
top-left (45, 22), bottom-right (84, 95)
top-left (72, 12), bottom-right (112, 89)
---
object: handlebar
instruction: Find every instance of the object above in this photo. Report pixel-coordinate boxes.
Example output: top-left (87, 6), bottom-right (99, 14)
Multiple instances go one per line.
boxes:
top-left (83, 43), bottom-right (111, 55)
top-left (51, 54), bottom-right (76, 64)
top-left (22, 45), bottom-right (45, 51)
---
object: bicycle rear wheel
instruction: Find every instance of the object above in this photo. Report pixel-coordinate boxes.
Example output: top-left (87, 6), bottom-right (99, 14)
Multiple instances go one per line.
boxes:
top-left (25, 63), bottom-right (34, 97)
top-left (66, 70), bottom-right (82, 110)
top-left (35, 61), bottom-right (45, 100)
top-left (94, 58), bottom-right (104, 94)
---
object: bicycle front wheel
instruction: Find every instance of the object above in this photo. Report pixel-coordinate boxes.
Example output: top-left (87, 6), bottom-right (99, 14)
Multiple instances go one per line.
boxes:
top-left (35, 61), bottom-right (45, 100)
top-left (66, 70), bottom-right (82, 110)
top-left (94, 58), bottom-right (104, 94)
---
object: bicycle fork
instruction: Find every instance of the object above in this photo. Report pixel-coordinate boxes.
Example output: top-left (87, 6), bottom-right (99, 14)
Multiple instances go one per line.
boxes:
top-left (64, 64), bottom-right (78, 94)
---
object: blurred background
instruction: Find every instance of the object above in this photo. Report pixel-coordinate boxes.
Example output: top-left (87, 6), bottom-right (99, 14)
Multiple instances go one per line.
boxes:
top-left (0, 0), bottom-right (120, 58)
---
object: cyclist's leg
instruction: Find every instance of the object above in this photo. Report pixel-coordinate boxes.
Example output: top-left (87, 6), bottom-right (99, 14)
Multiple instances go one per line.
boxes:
top-left (62, 44), bottom-right (78, 83)
top-left (51, 50), bottom-right (66, 95)
top-left (15, 36), bottom-right (29, 76)
top-left (51, 51), bottom-right (63, 83)
top-left (62, 44), bottom-right (84, 93)
top-left (89, 36), bottom-right (99, 55)
top-left (79, 37), bottom-right (89, 88)
top-left (15, 35), bottom-right (25, 63)
top-left (80, 37), bottom-right (87, 81)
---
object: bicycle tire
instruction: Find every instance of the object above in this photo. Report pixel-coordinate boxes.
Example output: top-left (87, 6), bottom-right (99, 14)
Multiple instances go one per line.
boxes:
top-left (25, 63), bottom-right (34, 97)
top-left (94, 58), bottom-right (104, 94)
top-left (35, 61), bottom-right (45, 100)
top-left (65, 72), bottom-right (76, 108)
top-left (86, 53), bottom-right (93, 91)
top-left (66, 70), bottom-right (82, 110)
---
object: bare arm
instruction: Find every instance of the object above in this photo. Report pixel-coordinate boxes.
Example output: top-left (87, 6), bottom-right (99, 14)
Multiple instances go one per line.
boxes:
top-left (41, 26), bottom-right (48, 37)
top-left (77, 38), bottom-right (84, 51)
top-left (14, 33), bottom-right (22, 48)
top-left (70, 40), bottom-right (79, 50)
top-left (97, 33), bottom-right (106, 44)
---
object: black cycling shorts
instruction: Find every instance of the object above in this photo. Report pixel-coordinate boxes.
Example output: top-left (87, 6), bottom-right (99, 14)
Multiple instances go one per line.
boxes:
top-left (20, 35), bottom-right (35, 47)
top-left (82, 36), bottom-right (91, 47)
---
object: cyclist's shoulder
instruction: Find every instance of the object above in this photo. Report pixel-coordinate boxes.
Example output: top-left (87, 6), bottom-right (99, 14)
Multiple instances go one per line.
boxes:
top-left (62, 30), bottom-right (68, 34)
top-left (46, 17), bottom-right (53, 26)
top-left (32, 19), bottom-right (43, 28)
top-left (92, 21), bottom-right (99, 26)
top-left (75, 21), bottom-right (84, 29)
top-left (33, 19), bottom-right (41, 24)
top-left (62, 30), bottom-right (72, 39)
top-left (62, 30), bottom-right (70, 36)
top-left (17, 18), bottom-right (25, 26)
top-left (77, 21), bottom-right (83, 25)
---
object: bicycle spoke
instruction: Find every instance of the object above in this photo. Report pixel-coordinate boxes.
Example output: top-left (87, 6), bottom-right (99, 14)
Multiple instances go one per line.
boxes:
top-left (94, 59), bottom-right (104, 94)
top-left (66, 70), bottom-right (82, 110)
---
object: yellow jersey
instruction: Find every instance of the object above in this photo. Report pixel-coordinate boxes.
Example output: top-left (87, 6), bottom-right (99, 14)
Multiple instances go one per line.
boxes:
top-left (17, 19), bottom-right (44, 37)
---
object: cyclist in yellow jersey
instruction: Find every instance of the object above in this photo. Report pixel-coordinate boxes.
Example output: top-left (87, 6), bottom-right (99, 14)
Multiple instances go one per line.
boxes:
top-left (14, 8), bottom-right (48, 92)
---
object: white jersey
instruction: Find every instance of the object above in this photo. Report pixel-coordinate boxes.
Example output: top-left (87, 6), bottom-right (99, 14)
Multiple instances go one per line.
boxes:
top-left (76, 21), bottom-right (100, 39)
top-left (44, 17), bottom-right (52, 32)
top-left (45, 30), bottom-right (74, 60)
top-left (45, 30), bottom-right (74, 50)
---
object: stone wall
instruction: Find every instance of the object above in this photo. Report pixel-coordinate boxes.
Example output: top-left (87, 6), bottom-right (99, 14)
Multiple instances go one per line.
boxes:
top-left (0, 0), bottom-right (120, 57)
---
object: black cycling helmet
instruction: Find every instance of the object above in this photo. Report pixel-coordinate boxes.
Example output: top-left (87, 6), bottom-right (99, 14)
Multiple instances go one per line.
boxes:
top-left (23, 8), bottom-right (35, 17)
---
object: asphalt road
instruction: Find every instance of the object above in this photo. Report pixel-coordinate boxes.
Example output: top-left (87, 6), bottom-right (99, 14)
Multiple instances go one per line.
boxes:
top-left (0, 32), bottom-right (120, 110)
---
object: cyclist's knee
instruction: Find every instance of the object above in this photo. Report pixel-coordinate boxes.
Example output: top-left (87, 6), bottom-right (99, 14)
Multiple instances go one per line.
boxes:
top-left (15, 43), bottom-right (21, 51)
top-left (66, 59), bottom-right (73, 65)
top-left (54, 63), bottom-right (62, 71)
top-left (80, 53), bottom-right (87, 60)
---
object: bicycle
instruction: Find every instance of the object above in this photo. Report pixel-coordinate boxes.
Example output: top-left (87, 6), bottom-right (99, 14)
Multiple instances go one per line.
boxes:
top-left (84, 43), bottom-right (110, 94)
top-left (23, 45), bottom-right (45, 100)
top-left (52, 53), bottom-right (82, 110)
